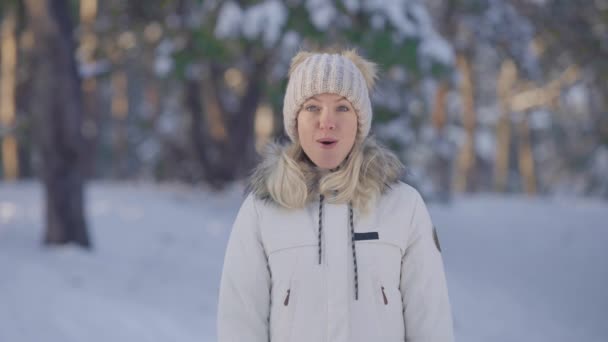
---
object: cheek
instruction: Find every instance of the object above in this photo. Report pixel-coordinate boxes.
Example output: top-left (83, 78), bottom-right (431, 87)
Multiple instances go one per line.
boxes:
top-left (345, 114), bottom-right (358, 141)
top-left (296, 114), bottom-right (313, 141)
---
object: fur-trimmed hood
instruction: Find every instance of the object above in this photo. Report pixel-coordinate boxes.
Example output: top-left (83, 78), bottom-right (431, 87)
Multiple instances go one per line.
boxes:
top-left (247, 137), bottom-right (404, 209)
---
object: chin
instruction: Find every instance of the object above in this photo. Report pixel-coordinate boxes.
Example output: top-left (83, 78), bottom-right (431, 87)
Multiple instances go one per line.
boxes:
top-left (314, 159), bottom-right (342, 170)
top-left (317, 164), bottom-right (338, 170)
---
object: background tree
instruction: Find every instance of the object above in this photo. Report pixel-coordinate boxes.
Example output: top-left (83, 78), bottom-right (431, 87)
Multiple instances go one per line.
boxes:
top-left (170, 0), bottom-right (453, 189)
top-left (24, 0), bottom-right (91, 247)
top-left (512, 0), bottom-right (608, 197)
top-left (2, 0), bottom-right (607, 216)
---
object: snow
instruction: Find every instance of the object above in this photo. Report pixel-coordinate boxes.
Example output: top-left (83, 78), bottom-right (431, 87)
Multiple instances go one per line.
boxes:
top-left (215, 0), bottom-right (452, 67)
top-left (438, 196), bottom-right (608, 341)
top-left (475, 128), bottom-right (496, 161)
top-left (360, 0), bottom-right (454, 66)
top-left (305, 0), bottom-right (337, 31)
top-left (529, 108), bottom-right (553, 130)
top-left (244, 1), bottom-right (288, 47)
top-left (358, 0), bottom-right (411, 35)
top-left (341, 0), bottom-right (360, 13)
top-left (374, 116), bottom-right (415, 145)
top-left (154, 39), bottom-right (176, 77)
top-left (78, 60), bottom-right (111, 79)
top-left (215, 1), bottom-right (287, 48)
top-left (1, 182), bottom-right (607, 342)
top-left (564, 83), bottom-right (589, 116)
top-left (214, 2), bottom-right (243, 40)
top-left (154, 55), bottom-right (173, 77)
top-left (281, 30), bottom-right (301, 52)
top-left (370, 14), bottom-right (386, 30)
top-left (0, 182), bottom-right (242, 342)
top-left (410, 2), bottom-right (454, 67)
top-left (419, 34), bottom-right (454, 68)
top-left (477, 0), bottom-right (540, 79)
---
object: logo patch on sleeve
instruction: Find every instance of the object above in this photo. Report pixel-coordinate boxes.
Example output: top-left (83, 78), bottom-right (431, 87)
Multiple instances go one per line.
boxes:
top-left (433, 226), bottom-right (441, 252)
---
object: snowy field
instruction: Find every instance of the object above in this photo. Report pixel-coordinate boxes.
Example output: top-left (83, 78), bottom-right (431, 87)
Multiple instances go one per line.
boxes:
top-left (0, 181), bottom-right (607, 342)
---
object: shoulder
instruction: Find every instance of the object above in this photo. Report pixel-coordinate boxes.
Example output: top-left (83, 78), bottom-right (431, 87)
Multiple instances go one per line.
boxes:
top-left (381, 181), bottom-right (424, 206)
top-left (369, 182), bottom-right (425, 226)
top-left (234, 193), bottom-right (266, 223)
top-left (374, 182), bottom-right (430, 228)
top-left (240, 192), bottom-right (295, 220)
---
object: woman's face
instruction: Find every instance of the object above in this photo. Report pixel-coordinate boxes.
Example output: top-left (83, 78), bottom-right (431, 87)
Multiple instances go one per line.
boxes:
top-left (297, 93), bottom-right (358, 169)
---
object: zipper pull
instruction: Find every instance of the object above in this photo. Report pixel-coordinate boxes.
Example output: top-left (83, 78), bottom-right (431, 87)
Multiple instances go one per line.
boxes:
top-left (284, 289), bottom-right (291, 306)
top-left (381, 286), bottom-right (388, 305)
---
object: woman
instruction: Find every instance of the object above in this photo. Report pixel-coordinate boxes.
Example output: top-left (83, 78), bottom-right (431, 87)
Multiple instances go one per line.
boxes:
top-left (217, 49), bottom-right (454, 342)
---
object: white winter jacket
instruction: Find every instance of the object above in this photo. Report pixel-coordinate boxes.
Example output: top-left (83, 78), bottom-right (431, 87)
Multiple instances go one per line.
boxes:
top-left (217, 139), bottom-right (454, 342)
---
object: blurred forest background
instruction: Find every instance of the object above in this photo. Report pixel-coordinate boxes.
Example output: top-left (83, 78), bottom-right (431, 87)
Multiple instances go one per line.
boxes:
top-left (0, 0), bottom-right (607, 248)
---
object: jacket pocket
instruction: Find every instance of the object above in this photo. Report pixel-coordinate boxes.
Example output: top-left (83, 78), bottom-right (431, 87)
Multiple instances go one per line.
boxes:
top-left (374, 276), bottom-right (390, 307)
top-left (271, 273), bottom-right (298, 342)
top-left (373, 276), bottom-right (405, 341)
top-left (283, 288), bottom-right (291, 306)
top-left (381, 285), bottom-right (388, 305)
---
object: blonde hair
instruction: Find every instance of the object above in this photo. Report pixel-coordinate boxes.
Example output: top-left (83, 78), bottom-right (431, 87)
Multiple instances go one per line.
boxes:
top-left (264, 138), bottom-right (402, 213)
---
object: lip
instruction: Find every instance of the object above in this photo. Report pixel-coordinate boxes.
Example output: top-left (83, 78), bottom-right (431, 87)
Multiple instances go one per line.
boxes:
top-left (316, 137), bottom-right (338, 149)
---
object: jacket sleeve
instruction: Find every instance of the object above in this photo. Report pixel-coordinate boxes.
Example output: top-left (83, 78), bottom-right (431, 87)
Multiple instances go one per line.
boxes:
top-left (217, 194), bottom-right (270, 342)
top-left (400, 191), bottom-right (455, 342)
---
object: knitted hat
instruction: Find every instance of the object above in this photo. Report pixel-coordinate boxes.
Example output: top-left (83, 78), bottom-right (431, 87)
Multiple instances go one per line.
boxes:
top-left (283, 50), bottom-right (378, 143)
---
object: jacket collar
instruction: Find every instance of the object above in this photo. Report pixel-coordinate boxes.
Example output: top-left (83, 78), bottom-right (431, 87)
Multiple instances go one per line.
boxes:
top-left (247, 137), bottom-right (404, 207)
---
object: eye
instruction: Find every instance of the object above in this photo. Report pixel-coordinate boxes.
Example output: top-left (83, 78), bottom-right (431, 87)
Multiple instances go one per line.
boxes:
top-left (305, 105), bottom-right (320, 112)
top-left (337, 105), bottom-right (350, 112)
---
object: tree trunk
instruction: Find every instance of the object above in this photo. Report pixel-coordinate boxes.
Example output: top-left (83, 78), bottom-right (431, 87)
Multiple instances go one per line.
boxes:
top-left (495, 59), bottom-right (517, 192)
top-left (1, 6), bottom-right (19, 180)
top-left (111, 69), bottom-right (129, 178)
top-left (79, 0), bottom-right (99, 179)
top-left (229, 60), bottom-right (266, 178)
top-left (186, 77), bottom-right (232, 188)
top-left (25, 0), bottom-right (91, 248)
top-left (518, 113), bottom-right (537, 195)
top-left (430, 81), bottom-right (452, 202)
top-left (454, 54), bottom-right (477, 193)
top-left (15, 13), bottom-right (36, 179)
top-left (186, 57), bottom-right (267, 189)
top-left (495, 113), bottom-right (512, 192)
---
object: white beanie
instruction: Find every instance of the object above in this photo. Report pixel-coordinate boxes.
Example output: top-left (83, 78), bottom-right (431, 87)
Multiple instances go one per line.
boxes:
top-left (283, 50), bottom-right (378, 143)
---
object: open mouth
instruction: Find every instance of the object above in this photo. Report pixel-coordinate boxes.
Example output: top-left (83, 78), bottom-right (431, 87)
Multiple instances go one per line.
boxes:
top-left (317, 138), bottom-right (338, 148)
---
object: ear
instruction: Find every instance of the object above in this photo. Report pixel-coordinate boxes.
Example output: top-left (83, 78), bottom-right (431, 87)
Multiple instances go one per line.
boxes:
top-left (341, 49), bottom-right (378, 91)
top-left (288, 51), bottom-right (314, 77)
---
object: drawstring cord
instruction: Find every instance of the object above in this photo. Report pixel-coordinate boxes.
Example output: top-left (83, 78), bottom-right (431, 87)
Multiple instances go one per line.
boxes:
top-left (349, 202), bottom-right (358, 300)
top-left (317, 194), bottom-right (359, 301)
top-left (318, 194), bottom-right (324, 265)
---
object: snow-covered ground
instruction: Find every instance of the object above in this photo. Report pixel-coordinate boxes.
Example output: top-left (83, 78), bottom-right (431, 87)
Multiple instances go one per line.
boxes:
top-left (0, 181), bottom-right (606, 342)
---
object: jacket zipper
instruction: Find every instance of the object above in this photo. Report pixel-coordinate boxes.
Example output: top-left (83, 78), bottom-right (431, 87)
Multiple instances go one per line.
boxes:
top-left (381, 286), bottom-right (388, 305)
top-left (284, 289), bottom-right (291, 306)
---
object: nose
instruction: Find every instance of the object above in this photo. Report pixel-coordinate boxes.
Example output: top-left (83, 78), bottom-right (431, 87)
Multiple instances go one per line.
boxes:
top-left (319, 108), bottom-right (336, 130)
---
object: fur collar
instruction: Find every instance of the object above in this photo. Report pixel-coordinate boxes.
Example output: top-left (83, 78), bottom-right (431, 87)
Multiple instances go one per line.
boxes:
top-left (247, 137), bottom-right (404, 207)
